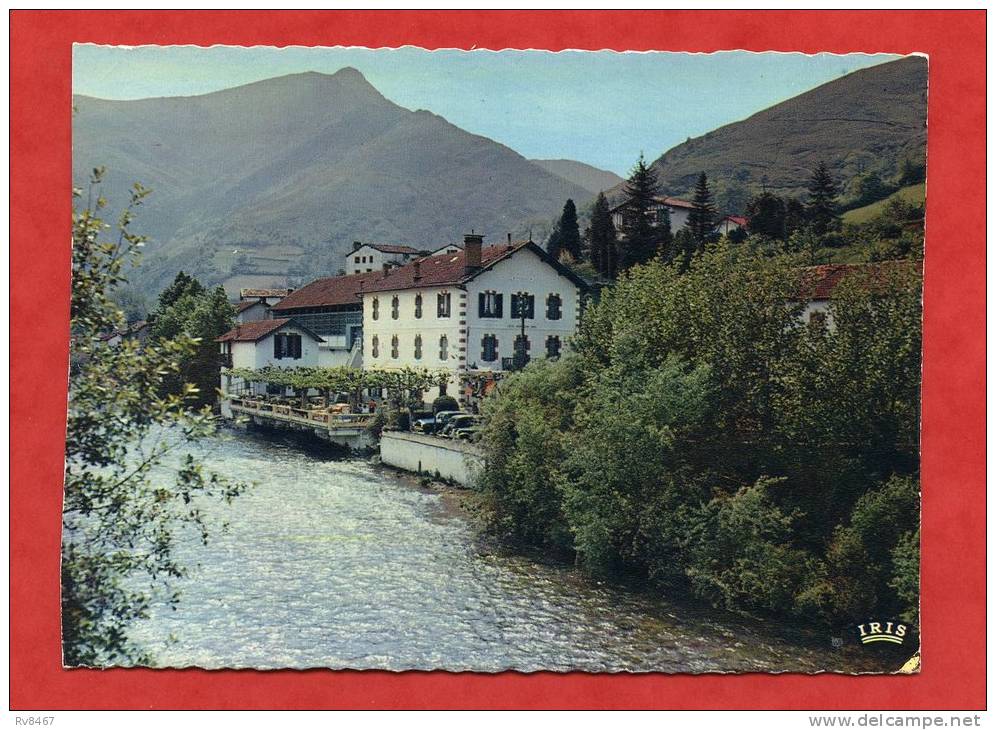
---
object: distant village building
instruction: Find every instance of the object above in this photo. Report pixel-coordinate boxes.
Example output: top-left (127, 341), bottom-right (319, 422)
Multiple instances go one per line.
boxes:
top-left (715, 214), bottom-right (748, 236)
top-left (609, 196), bottom-right (748, 237)
top-left (239, 288), bottom-right (291, 306)
top-left (610, 195), bottom-right (695, 232)
top-left (360, 233), bottom-right (588, 402)
top-left (234, 299), bottom-right (271, 324)
top-left (99, 319), bottom-right (150, 348)
top-left (347, 242), bottom-right (421, 275)
top-left (796, 261), bottom-right (914, 327)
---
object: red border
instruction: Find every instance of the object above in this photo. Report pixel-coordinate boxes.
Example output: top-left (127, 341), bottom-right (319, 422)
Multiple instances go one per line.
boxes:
top-left (10, 10), bottom-right (986, 710)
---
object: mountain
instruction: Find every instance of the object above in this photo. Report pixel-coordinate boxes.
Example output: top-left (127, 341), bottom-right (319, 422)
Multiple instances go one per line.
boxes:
top-left (621, 57), bottom-right (927, 213)
top-left (73, 68), bottom-right (590, 294)
top-left (529, 159), bottom-right (624, 196)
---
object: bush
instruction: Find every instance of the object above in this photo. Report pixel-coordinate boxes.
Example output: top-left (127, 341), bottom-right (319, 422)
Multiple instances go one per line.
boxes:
top-left (432, 395), bottom-right (459, 414)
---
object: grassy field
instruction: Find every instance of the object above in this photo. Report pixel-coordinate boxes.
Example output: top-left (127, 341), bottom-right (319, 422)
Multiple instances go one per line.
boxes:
top-left (842, 183), bottom-right (926, 225)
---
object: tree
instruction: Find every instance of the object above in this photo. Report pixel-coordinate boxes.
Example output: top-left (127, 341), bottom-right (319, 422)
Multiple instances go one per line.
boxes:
top-left (806, 161), bottom-right (840, 236)
top-left (150, 274), bottom-right (235, 408)
top-left (64, 169), bottom-right (246, 666)
top-left (618, 153), bottom-right (666, 270)
top-left (745, 192), bottom-right (787, 239)
top-left (687, 172), bottom-right (717, 247)
top-left (556, 199), bottom-right (582, 260)
top-left (585, 192), bottom-right (618, 279)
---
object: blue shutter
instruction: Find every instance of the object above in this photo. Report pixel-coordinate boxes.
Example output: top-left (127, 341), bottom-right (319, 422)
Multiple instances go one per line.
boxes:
top-left (479, 292), bottom-right (485, 317)
top-left (495, 293), bottom-right (503, 318)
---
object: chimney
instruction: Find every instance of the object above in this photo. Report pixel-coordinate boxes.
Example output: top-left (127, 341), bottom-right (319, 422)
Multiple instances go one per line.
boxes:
top-left (507, 232), bottom-right (512, 245)
top-left (383, 262), bottom-right (391, 277)
top-left (413, 259), bottom-right (422, 282)
top-left (353, 241), bottom-right (362, 251)
top-left (464, 231), bottom-right (483, 274)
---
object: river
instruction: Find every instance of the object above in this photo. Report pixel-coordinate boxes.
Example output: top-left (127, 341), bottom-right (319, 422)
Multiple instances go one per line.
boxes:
top-left (128, 427), bottom-right (897, 673)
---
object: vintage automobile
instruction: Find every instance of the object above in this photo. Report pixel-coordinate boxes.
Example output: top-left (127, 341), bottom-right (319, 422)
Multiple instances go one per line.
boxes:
top-left (439, 414), bottom-right (480, 439)
top-left (412, 410), bottom-right (465, 434)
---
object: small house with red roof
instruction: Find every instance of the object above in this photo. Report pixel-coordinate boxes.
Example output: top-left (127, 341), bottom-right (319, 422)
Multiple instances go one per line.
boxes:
top-left (216, 318), bottom-right (326, 397)
top-left (346, 241), bottom-right (422, 275)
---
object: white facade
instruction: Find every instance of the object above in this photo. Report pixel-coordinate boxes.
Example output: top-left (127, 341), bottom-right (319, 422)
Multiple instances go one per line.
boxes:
top-left (347, 244), bottom-right (418, 275)
top-left (361, 245), bottom-right (583, 403)
top-left (220, 322), bottom-right (325, 396)
top-left (234, 300), bottom-right (270, 324)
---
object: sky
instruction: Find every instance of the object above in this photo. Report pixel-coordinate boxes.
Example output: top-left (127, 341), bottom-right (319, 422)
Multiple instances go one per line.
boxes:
top-left (73, 45), bottom-right (900, 176)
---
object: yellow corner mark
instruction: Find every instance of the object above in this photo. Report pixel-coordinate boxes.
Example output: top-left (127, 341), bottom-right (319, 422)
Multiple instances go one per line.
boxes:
top-left (896, 651), bottom-right (921, 674)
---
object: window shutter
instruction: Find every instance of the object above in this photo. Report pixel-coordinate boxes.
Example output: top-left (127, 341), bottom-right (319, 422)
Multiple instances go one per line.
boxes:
top-left (293, 334), bottom-right (302, 359)
top-left (479, 292), bottom-right (485, 317)
top-left (511, 294), bottom-right (520, 318)
top-left (274, 334), bottom-right (281, 359)
top-left (495, 293), bottom-right (503, 318)
top-left (526, 295), bottom-right (535, 319)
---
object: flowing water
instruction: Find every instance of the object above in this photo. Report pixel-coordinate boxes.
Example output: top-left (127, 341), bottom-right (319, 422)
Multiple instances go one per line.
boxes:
top-left (128, 427), bottom-right (897, 673)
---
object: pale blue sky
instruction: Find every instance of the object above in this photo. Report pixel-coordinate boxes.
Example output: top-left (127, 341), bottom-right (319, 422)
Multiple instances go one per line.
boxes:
top-left (73, 45), bottom-right (899, 176)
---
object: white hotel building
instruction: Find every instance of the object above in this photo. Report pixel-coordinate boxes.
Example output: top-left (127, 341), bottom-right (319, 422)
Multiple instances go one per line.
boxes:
top-left (361, 233), bottom-right (588, 401)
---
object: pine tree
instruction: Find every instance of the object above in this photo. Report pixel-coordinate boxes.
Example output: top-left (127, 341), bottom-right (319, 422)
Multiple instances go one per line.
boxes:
top-left (619, 153), bottom-right (663, 269)
top-left (687, 172), bottom-right (717, 248)
top-left (586, 192), bottom-right (617, 278)
top-left (546, 222), bottom-right (563, 260)
top-left (806, 161), bottom-right (840, 236)
top-left (745, 192), bottom-right (787, 239)
top-left (557, 199), bottom-right (582, 260)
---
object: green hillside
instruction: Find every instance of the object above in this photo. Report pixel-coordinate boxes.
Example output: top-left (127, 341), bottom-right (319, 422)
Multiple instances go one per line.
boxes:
top-left (622, 57), bottom-right (927, 213)
top-left (842, 183), bottom-right (926, 225)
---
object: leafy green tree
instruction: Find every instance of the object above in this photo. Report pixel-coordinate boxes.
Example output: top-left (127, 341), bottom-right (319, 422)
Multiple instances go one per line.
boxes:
top-left (687, 172), bottom-right (717, 247)
top-left (806, 161), bottom-right (840, 235)
top-left (585, 191), bottom-right (618, 278)
top-left (618, 153), bottom-right (667, 270)
top-left (745, 192), bottom-right (787, 239)
top-left (150, 274), bottom-right (234, 407)
top-left (64, 170), bottom-right (246, 666)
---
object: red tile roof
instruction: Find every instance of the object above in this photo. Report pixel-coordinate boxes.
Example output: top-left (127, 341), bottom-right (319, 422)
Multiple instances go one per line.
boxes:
top-left (722, 215), bottom-right (749, 226)
top-left (360, 243), bottom-right (420, 255)
top-left (239, 288), bottom-right (291, 299)
top-left (272, 271), bottom-right (382, 311)
top-left (798, 261), bottom-right (917, 301)
top-left (610, 195), bottom-right (695, 214)
top-left (235, 299), bottom-right (269, 313)
top-left (360, 240), bottom-right (533, 293)
top-left (216, 318), bottom-right (323, 343)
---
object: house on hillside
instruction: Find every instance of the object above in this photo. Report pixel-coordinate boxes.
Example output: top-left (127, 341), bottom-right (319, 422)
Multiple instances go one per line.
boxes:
top-left (360, 233), bottom-right (588, 404)
top-left (610, 195), bottom-right (695, 232)
top-left (346, 242), bottom-right (421, 275)
top-left (99, 319), bottom-right (150, 348)
top-left (216, 318), bottom-right (326, 397)
top-left (716, 214), bottom-right (748, 236)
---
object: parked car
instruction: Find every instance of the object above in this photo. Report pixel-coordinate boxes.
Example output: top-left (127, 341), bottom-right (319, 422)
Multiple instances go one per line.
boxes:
top-left (412, 410), bottom-right (464, 434)
top-left (440, 414), bottom-right (480, 438)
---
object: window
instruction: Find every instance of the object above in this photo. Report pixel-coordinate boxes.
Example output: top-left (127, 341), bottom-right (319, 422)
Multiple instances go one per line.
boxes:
top-left (437, 292), bottom-right (451, 318)
top-left (414, 293), bottom-right (423, 319)
top-left (546, 335), bottom-right (561, 359)
top-left (510, 293), bottom-right (535, 319)
top-left (354, 256), bottom-right (360, 264)
top-left (479, 290), bottom-right (503, 318)
top-left (439, 334), bottom-right (449, 361)
top-left (546, 293), bottom-right (563, 320)
top-left (372, 297), bottom-right (379, 320)
top-left (391, 295), bottom-right (400, 320)
top-left (481, 334), bottom-right (498, 362)
top-left (391, 335), bottom-right (399, 359)
top-left (371, 335), bottom-right (379, 358)
top-left (414, 334), bottom-right (422, 360)
top-left (273, 332), bottom-right (302, 360)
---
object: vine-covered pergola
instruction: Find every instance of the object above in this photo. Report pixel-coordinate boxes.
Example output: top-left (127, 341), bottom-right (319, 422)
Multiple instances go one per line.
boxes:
top-left (223, 365), bottom-right (452, 415)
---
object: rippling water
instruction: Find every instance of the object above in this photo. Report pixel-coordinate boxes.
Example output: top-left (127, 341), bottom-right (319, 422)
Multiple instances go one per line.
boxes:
top-left (128, 428), bottom-right (892, 673)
